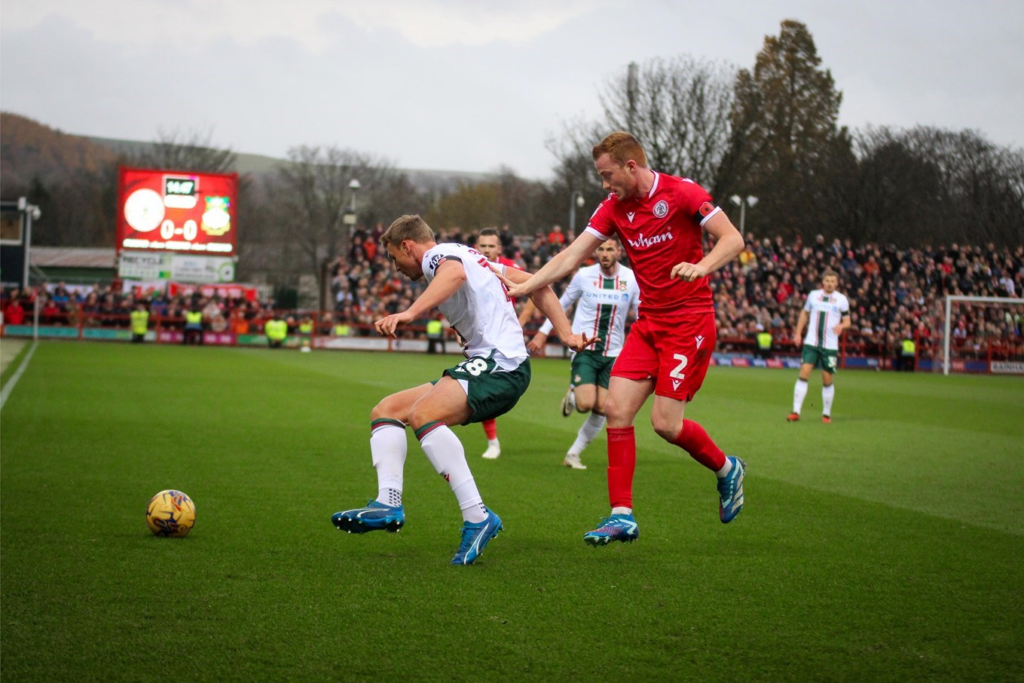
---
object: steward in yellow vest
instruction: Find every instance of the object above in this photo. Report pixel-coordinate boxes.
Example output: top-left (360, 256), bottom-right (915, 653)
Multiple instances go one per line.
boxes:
top-left (426, 318), bottom-right (445, 354)
top-left (266, 319), bottom-right (288, 349)
top-left (755, 331), bottom-right (773, 359)
top-left (130, 305), bottom-right (149, 343)
top-left (183, 309), bottom-right (204, 346)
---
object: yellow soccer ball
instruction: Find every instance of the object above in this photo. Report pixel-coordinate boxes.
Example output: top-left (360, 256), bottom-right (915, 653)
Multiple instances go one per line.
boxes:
top-left (146, 489), bottom-right (197, 537)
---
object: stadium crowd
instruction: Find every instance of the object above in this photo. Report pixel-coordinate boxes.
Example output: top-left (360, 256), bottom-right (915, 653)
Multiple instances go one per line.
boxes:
top-left (3, 222), bottom-right (1023, 361)
top-left (330, 224), bottom-right (1024, 359)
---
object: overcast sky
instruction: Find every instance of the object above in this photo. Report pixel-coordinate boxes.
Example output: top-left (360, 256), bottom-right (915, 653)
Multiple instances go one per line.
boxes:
top-left (2, 0), bottom-right (1022, 180)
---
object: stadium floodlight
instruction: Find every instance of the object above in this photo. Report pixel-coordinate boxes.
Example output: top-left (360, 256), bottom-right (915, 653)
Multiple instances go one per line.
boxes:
top-left (348, 179), bottom-right (361, 210)
top-left (17, 196), bottom-right (41, 289)
top-left (344, 179), bottom-right (361, 231)
top-left (729, 195), bottom-right (758, 235)
top-left (569, 191), bottom-right (585, 235)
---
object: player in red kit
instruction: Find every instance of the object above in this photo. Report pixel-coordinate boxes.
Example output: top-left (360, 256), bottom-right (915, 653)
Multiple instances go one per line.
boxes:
top-left (505, 132), bottom-right (746, 545)
top-left (474, 228), bottom-right (534, 460)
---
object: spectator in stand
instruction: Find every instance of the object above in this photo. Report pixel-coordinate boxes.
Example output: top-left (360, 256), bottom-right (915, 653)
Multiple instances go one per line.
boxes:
top-left (230, 307), bottom-right (250, 334)
top-left (41, 296), bottom-right (61, 325)
top-left (3, 294), bottom-right (25, 326)
top-left (547, 224), bottom-right (566, 246)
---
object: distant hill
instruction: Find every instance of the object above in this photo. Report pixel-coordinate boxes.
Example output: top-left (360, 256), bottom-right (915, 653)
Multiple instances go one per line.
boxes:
top-left (0, 112), bottom-right (120, 193)
top-left (1, 112), bottom-right (499, 195)
top-left (83, 135), bottom-right (498, 190)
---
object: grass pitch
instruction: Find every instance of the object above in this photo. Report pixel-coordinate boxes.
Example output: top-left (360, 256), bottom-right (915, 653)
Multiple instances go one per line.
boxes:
top-left (2, 342), bottom-right (1022, 680)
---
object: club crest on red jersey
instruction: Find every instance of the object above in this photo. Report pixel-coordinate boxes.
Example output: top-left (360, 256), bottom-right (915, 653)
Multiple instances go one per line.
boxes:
top-left (653, 200), bottom-right (669, 218)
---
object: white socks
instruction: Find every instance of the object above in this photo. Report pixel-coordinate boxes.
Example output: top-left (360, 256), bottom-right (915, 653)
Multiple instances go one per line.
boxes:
top-left (568, 413), bottom-right (606, 457)
top-left (371, 420), bottom-right (407, 507)
top-left (418, 423), bottom-right (488, 523)
top-left (715, 458), bottom-right (733, 479)
top-left (793, 378), bottom-right (808, 414)
top-left (822, 384), bottom-right (835, 417)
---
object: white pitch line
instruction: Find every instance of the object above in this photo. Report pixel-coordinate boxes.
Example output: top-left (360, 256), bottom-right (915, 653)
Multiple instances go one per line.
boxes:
top-left (0, 341), bottom-right (38, 411)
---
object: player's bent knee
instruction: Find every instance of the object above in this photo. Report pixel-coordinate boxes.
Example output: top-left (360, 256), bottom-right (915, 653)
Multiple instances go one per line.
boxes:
top-left (603, 402), bottom-right (630, 426)
top-left (371, 396), bottom-right (405, 423)
top-left (651, 419), bottom-right (679, 442)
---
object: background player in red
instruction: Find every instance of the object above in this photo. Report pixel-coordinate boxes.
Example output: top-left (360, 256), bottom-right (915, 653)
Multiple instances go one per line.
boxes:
top-left (505, 131), bottom-right (746, 546)
top-left (474, 228), bottom-right (534, 460)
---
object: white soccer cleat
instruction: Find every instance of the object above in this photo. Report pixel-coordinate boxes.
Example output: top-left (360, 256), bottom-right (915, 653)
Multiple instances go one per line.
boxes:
top-left (560, 386), bottom-right (576, 417)
top-left (481, 444), bottom-right (501, 460)
top-left (563, 453), bottom-right (587, 470)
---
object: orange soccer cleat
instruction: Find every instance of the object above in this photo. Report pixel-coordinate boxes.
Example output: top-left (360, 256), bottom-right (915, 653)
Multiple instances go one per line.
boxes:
top-left (786, 412), bottom-right (800, 422)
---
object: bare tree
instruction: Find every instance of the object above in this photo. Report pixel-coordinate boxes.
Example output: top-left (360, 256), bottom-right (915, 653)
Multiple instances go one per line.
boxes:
top-left (598, 55), bottom-right (736, 188)
top-left (852, 126), bottom-right (1024, 247)
top-left (267, 145), bottom-right (408, 309)
top-left (130, 126), bottom-right (237, 174)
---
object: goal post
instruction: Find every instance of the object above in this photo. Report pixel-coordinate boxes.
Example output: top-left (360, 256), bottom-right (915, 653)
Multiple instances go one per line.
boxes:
top-left (941, 295), bottom-right (1024, 375)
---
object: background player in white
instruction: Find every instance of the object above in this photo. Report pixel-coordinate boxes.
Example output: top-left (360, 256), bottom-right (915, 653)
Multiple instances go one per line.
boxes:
top-left (789, 268), bottom-right (851, 424)
top-left (331, 215), bottom-right (586, 565)
top-left (527, 237), bottom-right (639, 470)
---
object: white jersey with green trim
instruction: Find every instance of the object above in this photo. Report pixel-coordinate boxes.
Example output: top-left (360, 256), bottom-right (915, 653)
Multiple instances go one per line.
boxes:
top-left (421, 242), bottom-right (528, 370)
top-left (802, 288), bottom-right (850, 351)
top-left (538, 263), bottom-right (640, 357)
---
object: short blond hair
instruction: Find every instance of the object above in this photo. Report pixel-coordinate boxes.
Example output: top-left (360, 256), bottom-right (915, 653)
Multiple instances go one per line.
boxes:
top-left (822, 268), bottom-right (839, 280)
top-left (592, 131), bottom-right (648, 168)
top-left (381, 215), bottom-right (435, 249)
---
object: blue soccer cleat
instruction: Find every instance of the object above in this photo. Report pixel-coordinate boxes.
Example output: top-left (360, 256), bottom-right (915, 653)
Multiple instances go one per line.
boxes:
top-left (451, 509), bottom-right (503, 565)
top-left (332, 500), bottom-right (405, 534)
top-left (718, 456), bottom-right (745, 523)
top-left (583, 513), bottom-right (639, 546)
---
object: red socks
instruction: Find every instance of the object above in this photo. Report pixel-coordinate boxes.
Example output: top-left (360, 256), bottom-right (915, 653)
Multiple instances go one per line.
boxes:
top-left (606, 426), bottom-right (636, 509)
top-left (482, 419), bottom-right (498, 440)
top-left (673, 420), bottom-right (726, 471)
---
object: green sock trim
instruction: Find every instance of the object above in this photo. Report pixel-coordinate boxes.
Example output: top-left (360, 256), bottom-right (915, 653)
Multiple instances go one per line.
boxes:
top-left (371, 418), bottom-right (405, 431)
top-left (414, 421), bottom-right (445, 440)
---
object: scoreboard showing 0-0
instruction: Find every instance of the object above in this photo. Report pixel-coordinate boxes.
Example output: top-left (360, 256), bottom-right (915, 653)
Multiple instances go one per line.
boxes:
top-left (117, 167), bottom-right (238, 255)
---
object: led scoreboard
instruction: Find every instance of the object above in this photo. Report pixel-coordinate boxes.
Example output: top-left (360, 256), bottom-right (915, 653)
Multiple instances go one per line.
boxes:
top-left (117, 167), bottom-right (238, 255)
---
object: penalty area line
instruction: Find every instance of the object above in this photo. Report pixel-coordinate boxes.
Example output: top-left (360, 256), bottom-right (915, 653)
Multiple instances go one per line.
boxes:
top-left (0, 340), bottom-right (38, 411)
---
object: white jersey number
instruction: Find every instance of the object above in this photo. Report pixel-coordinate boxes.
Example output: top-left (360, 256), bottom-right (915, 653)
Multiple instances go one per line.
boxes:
top-left (670, 354), bottom-right (688, 380)
top-left (456, 358), bottom-right (488, 376)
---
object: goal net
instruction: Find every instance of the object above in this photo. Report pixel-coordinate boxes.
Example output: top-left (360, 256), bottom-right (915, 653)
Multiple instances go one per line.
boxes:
top-left (936, 296), bottom-right (1024, 375)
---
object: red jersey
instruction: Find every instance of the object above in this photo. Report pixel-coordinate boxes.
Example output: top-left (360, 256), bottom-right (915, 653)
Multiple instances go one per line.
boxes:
top-left (494, 256), bottom-right (519, 270)
top-left (586, 172), bottom-right (720, 316)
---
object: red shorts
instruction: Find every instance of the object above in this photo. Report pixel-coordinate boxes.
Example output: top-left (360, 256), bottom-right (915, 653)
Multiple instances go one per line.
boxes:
top-left (611, 310), bottom-right (717, 402)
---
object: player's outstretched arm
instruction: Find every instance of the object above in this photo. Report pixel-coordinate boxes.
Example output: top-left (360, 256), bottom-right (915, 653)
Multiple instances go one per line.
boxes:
top-left (501, 266), bottom-right (594, 352)
top-left (375, 260), bottom-right (466, 338)
top-left (671, 211), bottom-right (744, 281)
top-left (505, 232), bottom-right (603, 299)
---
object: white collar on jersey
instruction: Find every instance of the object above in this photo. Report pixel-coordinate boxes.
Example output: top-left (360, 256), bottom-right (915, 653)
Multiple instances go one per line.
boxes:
top-left (647, 171), bottom-right (660, 198)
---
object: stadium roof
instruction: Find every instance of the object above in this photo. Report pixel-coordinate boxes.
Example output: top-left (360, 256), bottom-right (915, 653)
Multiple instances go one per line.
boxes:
top-left (30, 247), bottom-right (116, 269)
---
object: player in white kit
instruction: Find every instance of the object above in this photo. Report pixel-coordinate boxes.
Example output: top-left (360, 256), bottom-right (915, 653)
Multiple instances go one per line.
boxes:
top-left (528, 237), bottom-right (640, 469)
top-left (788, 269), bottom-right (852, 424)
top-left (331, 215), bottom-right (589, 565)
